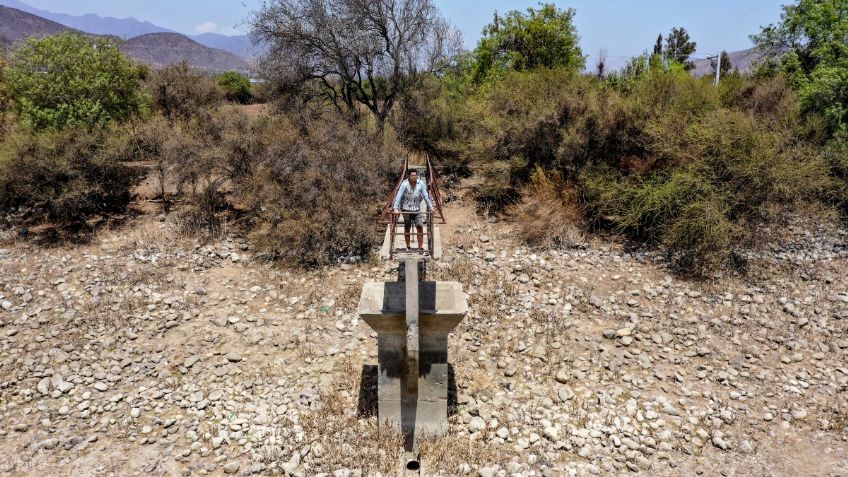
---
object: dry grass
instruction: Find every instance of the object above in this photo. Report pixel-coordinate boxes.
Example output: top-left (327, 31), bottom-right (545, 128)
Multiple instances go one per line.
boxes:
top-left (510, 171), bottom-right (585, 250)
top-left (280, 358), bottom-right (405, 474)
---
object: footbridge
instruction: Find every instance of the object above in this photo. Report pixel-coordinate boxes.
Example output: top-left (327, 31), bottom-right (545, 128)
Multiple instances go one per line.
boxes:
top-left (358, 154), bottom-right (468, 475)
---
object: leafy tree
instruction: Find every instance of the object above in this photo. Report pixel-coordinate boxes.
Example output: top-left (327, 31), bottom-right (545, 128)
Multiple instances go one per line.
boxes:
top-left (711, 50), bottom-right (733, 76)
top-left (472, 3), bottom-right (585, 82)
top-left (653, 34), bottom-right (664, 56)
top-left (218, 71), bottom-right (252, 104)
top-left (664, 27), bottom-right (697, 70)
top-left (251, 0), bottom-right (460, 126)
top-left (753, 0), bottom-right (848, 140)
top-left (4, 32), bottom-right (145, 130)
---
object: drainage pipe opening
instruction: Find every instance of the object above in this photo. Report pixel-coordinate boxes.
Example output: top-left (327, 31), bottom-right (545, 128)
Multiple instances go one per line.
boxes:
top-left (406, 459), bottom-right (421, 471)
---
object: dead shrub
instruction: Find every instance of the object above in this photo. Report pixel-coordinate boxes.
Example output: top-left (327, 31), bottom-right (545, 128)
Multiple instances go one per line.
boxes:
top-left (146, 62), bottom-right (223, 121)
top-left (247, 115), bottom-right (399, 266)
top-left (0, 127), bottom-right (142, 229)
top-left (510, 168), bottom-right (584, 248)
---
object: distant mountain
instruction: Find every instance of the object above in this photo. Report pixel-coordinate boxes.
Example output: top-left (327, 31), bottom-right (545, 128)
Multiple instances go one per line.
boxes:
top-left (691, 47), bottom-right (769, 77)
top-left (0, 7), bottom-right (251, 73)
top-left (191, 33), bottom-right (258, 60)
top-left (123, 33), bottom-right (251, 73)
top-left (0, 4), bottom-right (69, 46)
top-left (0, 0), bottom-right (260, 58)
top-left (0, 0), bottom-right (171, 38)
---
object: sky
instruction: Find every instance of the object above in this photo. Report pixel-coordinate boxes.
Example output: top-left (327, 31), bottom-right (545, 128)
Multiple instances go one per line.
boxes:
top-left (20, 0), bottom-right (786, 69)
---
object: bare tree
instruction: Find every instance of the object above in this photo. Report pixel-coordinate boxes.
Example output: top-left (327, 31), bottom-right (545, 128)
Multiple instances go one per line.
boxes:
top-left (250, 0), bottom-right (461, 126)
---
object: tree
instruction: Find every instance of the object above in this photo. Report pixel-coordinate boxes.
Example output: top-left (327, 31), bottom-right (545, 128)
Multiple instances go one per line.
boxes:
top-left (711, 50), bottom-right (732, 76)
top-left (147, 62), bottom-right (222, 121)
top-left (4, 32), bottom-right (145, 130)
top-left (752, 0), bottom-right (848, 140)
top-left (250, 0), bottom-right (461, 126)
top-left (652, 34), bottom-right (663, 56)
top-left (664, 27), bottom-right (697, 70)
top-left (472, 3), bottom-right (584, 81)
top-left (218, 71), bottom-right (253, 104)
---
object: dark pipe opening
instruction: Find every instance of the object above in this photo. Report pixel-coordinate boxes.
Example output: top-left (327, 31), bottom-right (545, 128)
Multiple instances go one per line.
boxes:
top-left (406, 459), bottom-right (421, 471)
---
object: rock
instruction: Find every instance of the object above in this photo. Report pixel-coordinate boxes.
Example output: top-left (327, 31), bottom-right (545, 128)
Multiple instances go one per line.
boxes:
top-left (57, 381), bottom-right (74, 393)
top-left (712, 435), bottom-right (731, 450)
top-left (223, 461), bottom-right (240, 474)
top-left (479, 235), bottom-right (491, 243)
top-left (226, 352), bottom-right (242, 363)
top-left (558, 386), bottom-right (575, 402)
top-left (554, 368), bottom-right (570, 384)
top-left (478, 467), bottom-right (496, 477)
top-left (469, 416), bottom-right (486, 431)
top-left (13, 423), bottom-right (28, 432)
top-left (41, 438), bottom-right (59, 450)
top-left (37, 377), bottom-right (51, 395)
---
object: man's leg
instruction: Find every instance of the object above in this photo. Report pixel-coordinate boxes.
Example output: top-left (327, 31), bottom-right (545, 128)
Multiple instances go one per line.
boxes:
top-left (404, 221), bottom-right (412, 250)
top-left (416, 225), bottom-right (425, 251)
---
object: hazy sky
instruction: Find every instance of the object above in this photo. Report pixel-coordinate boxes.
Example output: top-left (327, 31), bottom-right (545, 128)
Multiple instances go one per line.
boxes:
top-left (20, 0), bottom-right (786, 68)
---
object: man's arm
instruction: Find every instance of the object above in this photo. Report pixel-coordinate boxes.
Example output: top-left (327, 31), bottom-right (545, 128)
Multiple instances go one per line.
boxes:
top-left (421, 182), bottom-right (434, 210)
top-left (392, 182), bottom-right (407, 211)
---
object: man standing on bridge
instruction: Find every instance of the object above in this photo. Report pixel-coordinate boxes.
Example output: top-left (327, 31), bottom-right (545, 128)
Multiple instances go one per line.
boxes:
top-left (393, 169), bottom-right (433, 252)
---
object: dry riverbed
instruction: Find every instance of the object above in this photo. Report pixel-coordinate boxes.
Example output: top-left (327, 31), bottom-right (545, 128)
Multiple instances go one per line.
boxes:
top-left (0, 201), bottom-right (847, 476)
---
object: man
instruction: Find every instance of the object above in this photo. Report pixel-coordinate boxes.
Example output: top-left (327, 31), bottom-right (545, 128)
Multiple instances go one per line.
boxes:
top-left (392, 169), bottom-right (433, 252)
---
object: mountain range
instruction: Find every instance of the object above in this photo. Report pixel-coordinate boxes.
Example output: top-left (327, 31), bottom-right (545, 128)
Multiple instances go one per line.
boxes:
top-left (0, 4), bottom-right (253, 73)
top-left (0, 0), bottom-right (259, 61)
top-left (691, 47), bottom-right (767, 77)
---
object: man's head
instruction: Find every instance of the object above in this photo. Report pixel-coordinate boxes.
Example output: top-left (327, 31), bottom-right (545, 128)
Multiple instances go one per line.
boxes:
top-left (408, 169), bottom-right (418, 183)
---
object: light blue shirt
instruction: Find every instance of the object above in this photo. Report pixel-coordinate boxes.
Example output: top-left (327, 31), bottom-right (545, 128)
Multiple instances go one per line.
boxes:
top-left (393, 179), bottom-right (433, 212)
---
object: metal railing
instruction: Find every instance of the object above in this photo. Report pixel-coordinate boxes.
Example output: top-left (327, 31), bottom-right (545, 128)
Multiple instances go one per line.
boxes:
top-left (388, 210), bottom-right (435, 258)
top-left (377, 153), bottom-right (447, 260)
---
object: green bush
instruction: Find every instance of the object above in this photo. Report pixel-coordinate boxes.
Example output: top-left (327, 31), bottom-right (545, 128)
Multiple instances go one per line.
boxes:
top-left (218, 71), bottom-right (252, 104)
top-left (445, 62), bottom-right (839, 274)
top-left (753, 0), bottom-right (848, 142)
top-left (0, 127), bottom-right (141, 227)
top-left (581, 109), bottom-right (834, 273)
top-left (472, 3), bottom-right (584, 83)
top-left (4, 32), bottom-right (146, 130)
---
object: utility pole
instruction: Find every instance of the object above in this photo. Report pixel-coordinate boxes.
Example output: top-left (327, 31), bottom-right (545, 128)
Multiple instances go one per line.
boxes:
top-left (707, 53), bottom-right (722, 86)
top-left (715, 53), bottom-right (722, 86)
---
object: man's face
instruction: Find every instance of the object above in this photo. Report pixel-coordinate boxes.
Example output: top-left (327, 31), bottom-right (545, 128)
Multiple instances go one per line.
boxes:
top-left (409, 172), bottom-right (418, 183)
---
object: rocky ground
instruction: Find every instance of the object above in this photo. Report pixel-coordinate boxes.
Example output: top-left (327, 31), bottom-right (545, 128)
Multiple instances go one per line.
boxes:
top-left (1, 195), bottom-right (847, 476)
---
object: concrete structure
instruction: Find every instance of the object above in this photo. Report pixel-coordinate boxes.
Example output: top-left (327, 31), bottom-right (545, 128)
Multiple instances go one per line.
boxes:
top-left (357, 268), bottom-right (467, 442)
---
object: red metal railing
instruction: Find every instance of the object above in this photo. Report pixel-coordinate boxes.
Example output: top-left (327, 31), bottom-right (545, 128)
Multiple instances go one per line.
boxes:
top-left (378, 153), bottom-right (446, 259)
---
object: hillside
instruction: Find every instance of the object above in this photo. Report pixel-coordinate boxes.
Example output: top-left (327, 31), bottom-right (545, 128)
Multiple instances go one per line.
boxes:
top-left (191, 32), bottom-right (258, 59)
top-left (0, 0), bottom-right (170, 38)
top-left (691, 47), bottom-right (768, 76)
top-left (0, 4), bottom-right (68, 46)
top-left (0, 6), bottom-right (252, 73)
top-left (122, 32), bottom-right (251, 73)
top-left (0, 0), bottom-right (258, 58)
